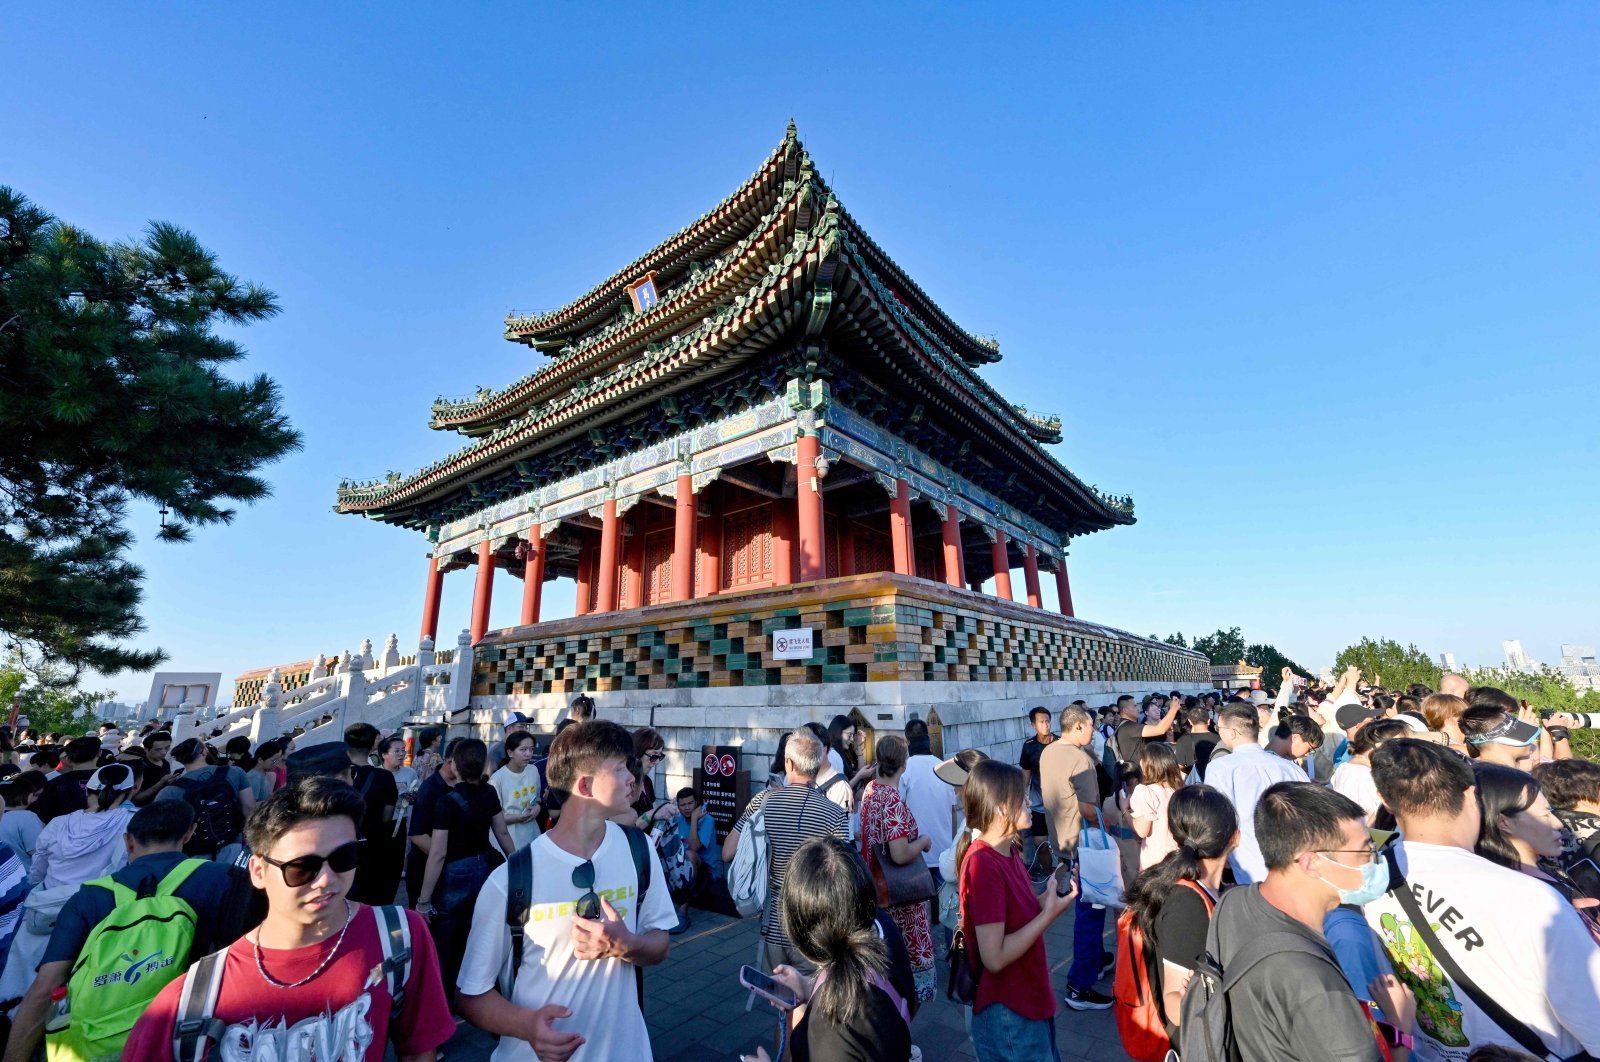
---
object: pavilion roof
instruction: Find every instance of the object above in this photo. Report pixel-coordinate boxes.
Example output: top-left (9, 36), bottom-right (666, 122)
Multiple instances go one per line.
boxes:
top-left (336, 128), bottom-right (1134, 535)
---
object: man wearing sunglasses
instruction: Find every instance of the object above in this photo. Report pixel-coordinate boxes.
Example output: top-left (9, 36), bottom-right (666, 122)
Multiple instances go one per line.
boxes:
top-left (125, 777), bottom-right (454, 1061)
top-left (457, 720), bottom-right (676, 1062)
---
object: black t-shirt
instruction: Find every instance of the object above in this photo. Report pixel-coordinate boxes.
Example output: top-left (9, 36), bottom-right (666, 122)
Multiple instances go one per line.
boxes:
top-left (41, 851), bottom-right (237, 966)
top-left (435, 783), bottom-right (502, 863)
top-left (1020, 735), bottom-right (1054, 804)
top-left (1151, 881), bottom-right (1215, 1040)
top-left (1113, 720), bottom-right (1146, 769)
top-left (409, 772), bottom-right (452, 841)
top-left (35, 769), bottom-right (96, 823)
top-left (794, 983), bottom-right (913, 1062)
top-left (351, 764), bottom-right (399, 841)
top-left (1175, 732), bottom-right (1220, 779)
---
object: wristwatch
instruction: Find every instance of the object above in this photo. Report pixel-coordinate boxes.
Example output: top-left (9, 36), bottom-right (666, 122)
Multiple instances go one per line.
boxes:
top-left (1377, 1021), bottom-right (1414, 1050)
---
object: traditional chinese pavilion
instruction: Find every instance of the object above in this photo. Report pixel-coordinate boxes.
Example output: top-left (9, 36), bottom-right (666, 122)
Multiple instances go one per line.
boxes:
top-left (335, 124), bottom-right (1207, 768)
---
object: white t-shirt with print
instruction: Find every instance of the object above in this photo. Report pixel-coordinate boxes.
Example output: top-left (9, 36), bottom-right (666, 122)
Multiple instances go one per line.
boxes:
top-left (457, 821), bottom-right (678, 1061)
top-left (490, 764), bottom-right (541, 854)
top-left (1364, 840), bottom-right (1600, 1062)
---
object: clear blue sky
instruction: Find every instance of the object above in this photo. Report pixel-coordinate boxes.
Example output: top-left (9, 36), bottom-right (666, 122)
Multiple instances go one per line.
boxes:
top-left (8, 3), bottom-right (1597, 704)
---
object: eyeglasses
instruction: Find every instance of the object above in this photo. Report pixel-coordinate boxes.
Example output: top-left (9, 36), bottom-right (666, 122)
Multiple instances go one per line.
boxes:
top-left (643, 750), bottom-right (665, 764)
top-left (572, 859), bottom-right (599, 919)
top-left (1318, 847), bottom-right (1378, 863)
top-left (260, 840), bottom-right (364, 887)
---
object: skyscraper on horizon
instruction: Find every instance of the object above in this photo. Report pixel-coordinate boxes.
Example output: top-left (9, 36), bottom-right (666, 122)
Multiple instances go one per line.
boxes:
top-left (1439, 651), bottom-right (1459, 671)
top-left (1559, 645), bottom-right (1600, 691)
top-left (1503, 639), bottom-right (1537, 673)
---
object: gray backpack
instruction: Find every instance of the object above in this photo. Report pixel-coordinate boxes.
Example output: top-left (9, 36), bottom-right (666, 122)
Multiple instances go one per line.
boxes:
top-left (1175, 893), bottom-right (1341, 1062)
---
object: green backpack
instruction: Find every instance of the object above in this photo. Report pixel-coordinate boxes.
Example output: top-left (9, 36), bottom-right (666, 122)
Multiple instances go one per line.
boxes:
top-left (46, 858), bottom-right (206, 1062)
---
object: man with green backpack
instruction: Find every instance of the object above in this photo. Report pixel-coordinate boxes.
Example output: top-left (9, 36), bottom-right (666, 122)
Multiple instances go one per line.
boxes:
top-left (5, 800), bottom-right (237, 1062)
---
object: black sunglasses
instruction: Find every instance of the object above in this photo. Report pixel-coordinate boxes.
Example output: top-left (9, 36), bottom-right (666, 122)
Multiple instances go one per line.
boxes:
top-left (572, 859), bottom-right (600, 920)
top-left (260, 840), bottom-right (364, 888)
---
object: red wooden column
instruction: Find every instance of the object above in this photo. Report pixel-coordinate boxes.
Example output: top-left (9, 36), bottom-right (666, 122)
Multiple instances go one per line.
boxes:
top-left (622, 512), bottom-right (646, 609)
top-left (470, 540), bottom-right (495, 643)
top-left (991, 530), bottom-right (1013, 601)
top-left (596, 499), bottom-right (620, 612)
top-left (574, 537), bottom-right (593, 617)
top-left (795, 435), bottom-right (827, 581)
top-left (520, 527), bottom-right (544, 626)
top-left (940, 506), bottom-right (963, 587)
top-left (772, 503), bottom-right (795, 586)
top-left (671, 475), bottom-right (696, 602)
top-left (420, 556), bottom-right (444, 643)
top-left (700, 510), bottom-right (724, 599)
top-left (1023, 543), bottom-right (1043, 608)
top-left (1055, 556), bottom-right (1075, 617)
top-left (889, 479), bottom-right (914, 576)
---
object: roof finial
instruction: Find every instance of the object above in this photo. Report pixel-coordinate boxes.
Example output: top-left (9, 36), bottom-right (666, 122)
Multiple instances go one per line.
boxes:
top-left (786, 117), bottom-right (798, 140)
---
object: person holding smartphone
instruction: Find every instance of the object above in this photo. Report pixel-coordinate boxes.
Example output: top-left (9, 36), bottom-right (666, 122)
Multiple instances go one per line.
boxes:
top-left (739, 835), bottom-right (913, 1062)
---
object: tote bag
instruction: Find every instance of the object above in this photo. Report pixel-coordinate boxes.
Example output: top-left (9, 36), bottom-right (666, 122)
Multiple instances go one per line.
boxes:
top-left (1078, 821), bottom-right (1125, 908)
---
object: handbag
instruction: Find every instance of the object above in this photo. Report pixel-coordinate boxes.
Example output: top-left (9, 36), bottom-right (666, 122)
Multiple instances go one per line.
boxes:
top-left (873, 837), bottom-right (936, 907)
top-left (945, 842), bottom-right (983, 1005)
top-left (1078, 820), bottom-right (1126, 908)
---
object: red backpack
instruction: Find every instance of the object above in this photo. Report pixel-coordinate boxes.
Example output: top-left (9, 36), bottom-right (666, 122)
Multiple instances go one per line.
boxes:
top-left (1114, 879), bottom-right (1215, 1062)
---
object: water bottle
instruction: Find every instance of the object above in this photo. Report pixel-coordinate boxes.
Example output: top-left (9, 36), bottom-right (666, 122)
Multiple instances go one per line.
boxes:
top-left (44, 986), bottom-right (69, 1033)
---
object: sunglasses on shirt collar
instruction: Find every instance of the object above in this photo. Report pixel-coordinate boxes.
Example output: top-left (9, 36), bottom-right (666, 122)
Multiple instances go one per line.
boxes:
top-left (572, 859), bottom-right (600, 920)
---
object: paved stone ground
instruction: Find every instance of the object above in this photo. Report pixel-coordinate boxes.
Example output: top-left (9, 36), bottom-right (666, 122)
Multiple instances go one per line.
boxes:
top-left (439, 901), bottom-right (1134, 1061)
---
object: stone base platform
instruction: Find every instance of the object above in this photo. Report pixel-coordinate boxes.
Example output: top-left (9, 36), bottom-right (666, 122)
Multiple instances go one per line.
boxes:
top-left (460, 572), bottom-right (1209, 793)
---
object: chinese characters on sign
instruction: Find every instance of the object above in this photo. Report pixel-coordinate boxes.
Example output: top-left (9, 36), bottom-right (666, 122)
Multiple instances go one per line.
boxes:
top-left (770, 628), bottom-right (814, 660)
top-left (696, 744), bottom-right (748, 841)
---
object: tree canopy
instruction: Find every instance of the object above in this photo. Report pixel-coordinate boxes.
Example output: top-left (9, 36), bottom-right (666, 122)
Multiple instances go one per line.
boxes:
top-left (1333, 637), bottom-right (1443, 692)
top-left (0, 188), bottom-right (300, 683)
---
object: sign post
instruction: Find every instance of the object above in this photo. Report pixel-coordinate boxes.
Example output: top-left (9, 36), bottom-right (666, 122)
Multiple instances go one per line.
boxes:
top-left (695, 743), bottom-right (749, 842)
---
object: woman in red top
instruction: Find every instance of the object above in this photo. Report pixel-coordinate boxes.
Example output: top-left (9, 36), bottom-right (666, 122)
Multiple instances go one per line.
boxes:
top-left (956, 759), bottom-right (1075, 1062)
top-left (859, 734), bottom-right (936, 1003)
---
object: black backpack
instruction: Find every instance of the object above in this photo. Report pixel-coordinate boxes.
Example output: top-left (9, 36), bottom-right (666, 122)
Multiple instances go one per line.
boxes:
top-left (172, 768), bottom-right (244, 856)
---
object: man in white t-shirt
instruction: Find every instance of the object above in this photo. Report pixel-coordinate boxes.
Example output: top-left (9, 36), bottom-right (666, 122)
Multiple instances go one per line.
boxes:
top-left (1367, 738), bottom-right (1600, 1061)
top-left (458, 720), bottom-right (676, 1061)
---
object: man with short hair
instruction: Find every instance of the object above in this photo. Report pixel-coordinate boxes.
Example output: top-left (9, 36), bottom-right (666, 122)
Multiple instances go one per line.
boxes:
top-left (1111, 693), bottom-right (1180, 774)
top-left (407, 738), bottom-right (460, 907)
top-left (346, 722), bottom-right (400, 904)
top-left (6, 801), bottom-right (238, 1062)
top-left (125, 778), bottom-right (453, 1061)
top-left (1267, 716), bottom-right (1326, 776)
top-left (1019, 707), bottom-right (1057, 878)
top-left (157, 737), bottom-right (256, 857)
top-left (721, 728), bottom-right (847, 973)
top-left (124, 731), bottom-right (177, 806)
top-left (457, 720), bottom-right (675, 1061)
top-left (1175, 706), bottom-right (1220, 781)
top-left (1041, 704), bottom-right (1115, 1010)
top-left (32, 737), bottom-right (102, 823)
top-left (1207, 704), bottom-right (1307, 883)
top-left (1367, 739), bottom-right (1600, 1059)
top-left (1201, 782), bottom-right (1410, 1060)
top-left (900, 718), bottom-right (957, 879)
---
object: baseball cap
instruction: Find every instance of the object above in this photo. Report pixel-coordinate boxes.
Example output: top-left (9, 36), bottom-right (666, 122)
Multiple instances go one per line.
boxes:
top-left (86, 764), bottom-right (136, 792)
top-left (1335, 704), bottom-right (1382, 731)
top-left (505, 712), bottom-right (531, 728)
top-left (287, 742), bottom-right (354, 782)
top-left (1465, 714), bottom-right (1540, 748)
top-left (1249, 690), bottom-right (1269, 705)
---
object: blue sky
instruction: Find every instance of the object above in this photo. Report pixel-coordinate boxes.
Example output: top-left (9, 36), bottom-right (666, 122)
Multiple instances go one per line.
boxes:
top-left (7, 4), bottom-right (1597, 703)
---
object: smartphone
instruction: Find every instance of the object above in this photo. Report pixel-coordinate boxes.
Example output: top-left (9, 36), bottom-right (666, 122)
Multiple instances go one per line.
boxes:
top-left (1054, 857), bottom-right (1078, 897)
top-left (739, 964), bottom-right (801, 1010)
top-left (1568, 858), bottom-right (1600, 900)
top-left (1291, 675), bottom-right (1308, 689)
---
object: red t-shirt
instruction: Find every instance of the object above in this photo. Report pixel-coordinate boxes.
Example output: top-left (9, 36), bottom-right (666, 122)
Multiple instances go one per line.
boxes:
top-left (124, 905), bottom-right (453, 1060)
top-left (960, 840), bottom-right (1056, 1021)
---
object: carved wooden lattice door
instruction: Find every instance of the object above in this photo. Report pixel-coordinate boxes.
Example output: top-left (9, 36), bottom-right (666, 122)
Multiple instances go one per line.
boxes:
top-left (721, 502), bottom-right (774, 590)
top-left (915, 542), bottom-right (941, 582)
top-left (854, 524), bottom-right (892, 576)
top-left (643, 528), bottom-right (674, 605)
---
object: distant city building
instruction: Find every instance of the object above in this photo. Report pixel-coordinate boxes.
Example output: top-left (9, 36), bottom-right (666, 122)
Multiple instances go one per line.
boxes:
top-left (1438, 651), bottom-right (1459, 672)
top-left (1560, 645), bottom-right (1600, 692)
top-left (95, 701), bottom-right (141, 725)
top-left (1503, 639), bottom-right (1537, 673)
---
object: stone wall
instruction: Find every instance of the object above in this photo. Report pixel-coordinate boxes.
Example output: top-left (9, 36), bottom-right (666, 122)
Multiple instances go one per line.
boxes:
top-left (464, 573), bottom-right (1209, 798)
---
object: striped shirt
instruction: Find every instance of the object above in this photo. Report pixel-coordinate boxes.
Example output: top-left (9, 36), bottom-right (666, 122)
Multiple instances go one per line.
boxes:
top-left (736, 783), bottom-right (847, 946)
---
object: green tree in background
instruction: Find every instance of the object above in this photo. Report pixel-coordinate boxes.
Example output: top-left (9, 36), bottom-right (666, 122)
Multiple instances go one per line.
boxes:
top-left (1333, 637), bottom-right (1443, 691)
top-left (0, 188), bottom-right (301, 684)
top-left (0, 657), bottom-right (113, 736)
top-left (1164, 633), bottom-right (1189, 649)
top-left (1193, 627), bottom-right (1248, 665)
top-left (1245, 643), bottom-right (1309, 685)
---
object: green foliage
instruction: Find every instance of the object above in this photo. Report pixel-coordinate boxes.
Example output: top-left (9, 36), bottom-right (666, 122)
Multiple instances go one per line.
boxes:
top-left (0, 188), bottom-right (301, 681)
top-left (1461, 666), bottom-right (1594, 713)
top-left (1333, 637), bottom-right (1443, 692)
top-left (1245, 643), bottom-right (1309, 686)
top-left (1164, 632), bottom-right (1189, 649)
top-left (1193, 627), bottom-right (1247, 665)
top-left (0, 657), bottom-right (113, 736)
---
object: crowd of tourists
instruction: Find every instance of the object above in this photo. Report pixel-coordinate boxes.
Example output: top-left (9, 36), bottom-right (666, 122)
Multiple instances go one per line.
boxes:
top-left (0, 671), bottom-right (1594, 1061)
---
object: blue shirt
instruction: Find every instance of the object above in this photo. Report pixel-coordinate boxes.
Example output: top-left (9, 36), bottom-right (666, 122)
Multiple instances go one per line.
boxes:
top-left (1206, 743), bottom-right (1307, 883)
top-left (676, 810), bottom-right (722, 879)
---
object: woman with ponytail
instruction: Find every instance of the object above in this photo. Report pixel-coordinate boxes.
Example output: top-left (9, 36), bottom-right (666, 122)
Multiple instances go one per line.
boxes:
top-left (739, 834), bottom-right (913, 1062)
top-left (958, 758), bottom-right (1074, 1062)
top-left (1121, 784), bottom-right (1239, 1036)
